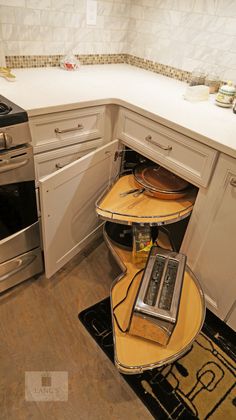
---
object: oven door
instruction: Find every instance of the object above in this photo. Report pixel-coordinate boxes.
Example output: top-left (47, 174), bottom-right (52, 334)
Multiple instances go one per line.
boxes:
top-left (0, 180), bottom-right (37, 241)
top-left (0, 145), bottom-right (38, 263)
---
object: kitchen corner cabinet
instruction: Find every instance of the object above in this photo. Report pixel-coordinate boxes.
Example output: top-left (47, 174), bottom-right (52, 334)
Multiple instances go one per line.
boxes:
top-left (32, 104), bottom-right (118, 278)
top-left (181, 153), bottom-right (236, 321)
top-left (39, 140), bottom-right (121, 278)
top-left (36, 103), bottom-right (235, 330)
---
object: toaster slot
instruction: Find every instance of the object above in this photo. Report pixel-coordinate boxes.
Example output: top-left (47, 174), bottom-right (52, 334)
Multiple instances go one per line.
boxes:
top-left (159, 259), bottom-right (179, 310)
top-left (144, 255), bottom-right (165, 306)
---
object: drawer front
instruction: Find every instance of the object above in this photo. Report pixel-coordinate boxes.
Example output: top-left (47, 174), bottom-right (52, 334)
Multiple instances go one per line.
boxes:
top-left (30, 106), bottom-right (105, 154)
top-left (117, 109), bottom-right (218, 187)
top-left (34, 138), bottom-right (103, 184)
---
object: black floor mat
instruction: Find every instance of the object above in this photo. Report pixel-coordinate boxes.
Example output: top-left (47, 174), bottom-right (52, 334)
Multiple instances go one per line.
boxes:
top-left (79, 298), bottom-right (236, 420)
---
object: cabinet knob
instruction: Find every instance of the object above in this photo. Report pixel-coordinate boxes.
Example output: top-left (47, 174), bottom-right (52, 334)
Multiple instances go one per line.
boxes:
top-left (4, 133), bottom-right (13, 148)
top-left (230, 178), bottom-right (236, 187)
top-left (55, 163), bottom-right (66, 169)
top-left (0, 132), bottom-right (13, 148)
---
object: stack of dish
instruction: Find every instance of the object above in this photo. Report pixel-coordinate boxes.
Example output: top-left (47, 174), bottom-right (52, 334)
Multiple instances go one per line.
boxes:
top-left (133, 164), bottom-right (192, 200)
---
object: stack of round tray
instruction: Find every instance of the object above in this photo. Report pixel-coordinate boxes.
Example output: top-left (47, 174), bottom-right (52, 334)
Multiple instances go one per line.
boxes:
top-left (134, 164), bottom-right (192, 200)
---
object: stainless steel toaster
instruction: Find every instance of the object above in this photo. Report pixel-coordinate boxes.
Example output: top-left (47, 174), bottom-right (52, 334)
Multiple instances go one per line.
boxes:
top-left (129, 246), bottom-right (186, 345)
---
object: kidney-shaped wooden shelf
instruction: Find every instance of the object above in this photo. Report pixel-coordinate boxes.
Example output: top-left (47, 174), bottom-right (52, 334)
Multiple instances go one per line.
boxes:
top-left (104, 231), bottom-right (205, 375)
top-left (96, 175), bottom-right (197, 225)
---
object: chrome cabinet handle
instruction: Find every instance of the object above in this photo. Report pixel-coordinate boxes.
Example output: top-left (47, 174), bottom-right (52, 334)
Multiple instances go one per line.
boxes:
top-left (230, 178), bottom-right (236, 187)
top-left (145, 135), bottom-right (172, 151)
top-left (54, 124), bottom-right (84, 134)
top-left (0, 158), bottom-right (29, 173)
top-left (55, 162), bottom-right (67, 169)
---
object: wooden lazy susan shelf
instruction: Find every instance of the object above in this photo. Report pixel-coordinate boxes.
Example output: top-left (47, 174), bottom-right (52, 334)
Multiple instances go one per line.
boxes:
top-left (95, 173), bottom-right (204, 374)
top-left (96, 175), bottom-right (197, 225)
top-left (104, 230), bottom-right (205, 374)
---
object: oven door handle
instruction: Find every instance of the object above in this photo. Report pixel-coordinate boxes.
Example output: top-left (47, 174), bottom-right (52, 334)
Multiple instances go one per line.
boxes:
top-left (0, 254), bottom-right (37, 283)
top-left (0, 158), bottom-right (29, 173)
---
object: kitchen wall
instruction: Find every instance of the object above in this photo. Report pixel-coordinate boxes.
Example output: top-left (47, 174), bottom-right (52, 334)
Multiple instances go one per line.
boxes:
top-left (0, 0), bottom-right (236, 81)
top-left (128, 0), bottom-right (236, 81)
top-left (0, 0), bottom-right (131, 56)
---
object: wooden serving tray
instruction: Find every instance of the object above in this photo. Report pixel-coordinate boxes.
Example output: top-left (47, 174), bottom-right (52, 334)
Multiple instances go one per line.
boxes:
top-left (105, 232), bottom-right (205, 374)
top-left (96, 175), bottom-right (197, 225)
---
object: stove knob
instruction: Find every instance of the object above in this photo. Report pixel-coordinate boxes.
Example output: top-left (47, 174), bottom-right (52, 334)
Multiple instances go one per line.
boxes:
top-left (3, 133), bottom-right (13, 148)
top-left (0, 132), bottom-right (6, 148)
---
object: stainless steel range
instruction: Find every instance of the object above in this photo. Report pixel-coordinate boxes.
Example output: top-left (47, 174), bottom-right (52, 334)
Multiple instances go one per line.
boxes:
top-left (0, 95), bottom-right (43, 292)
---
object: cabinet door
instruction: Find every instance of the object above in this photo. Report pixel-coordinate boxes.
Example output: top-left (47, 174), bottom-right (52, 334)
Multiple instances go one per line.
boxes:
top-left (181, 153), bottom-right (236, 320)
top-left (34, 139), bottom-right (103, 185)
top-left (39, 140), bottom-right (120, 278)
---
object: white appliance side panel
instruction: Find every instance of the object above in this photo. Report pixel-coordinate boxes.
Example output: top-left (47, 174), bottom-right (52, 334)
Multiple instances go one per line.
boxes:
top-left (39, 139), bottom-right (119, 278)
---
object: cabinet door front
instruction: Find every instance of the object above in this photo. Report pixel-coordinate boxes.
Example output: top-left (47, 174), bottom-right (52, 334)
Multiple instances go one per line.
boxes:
top-left (39, 140), bottom-right (120, 278)
top-left (182, 154), bottom-right (236, 320)
top-left (34, 139), bottom-right (103, 185)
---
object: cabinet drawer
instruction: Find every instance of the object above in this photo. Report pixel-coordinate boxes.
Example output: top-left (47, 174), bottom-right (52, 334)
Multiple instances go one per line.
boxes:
top-left (34, 138), bottom-right (103, 184)
top-left (30, 106), bottom-right (105, 154)
top-left (117, 109), bottom-right (218, 187)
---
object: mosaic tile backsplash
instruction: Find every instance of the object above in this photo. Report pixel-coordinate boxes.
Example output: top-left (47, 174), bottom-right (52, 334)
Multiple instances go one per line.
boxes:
top-left (5, 53), bottom-right (127, 68)
top-left (1, 0), bottom-right (236, 81)
top-left (5, 53), bottom-right (191, 83)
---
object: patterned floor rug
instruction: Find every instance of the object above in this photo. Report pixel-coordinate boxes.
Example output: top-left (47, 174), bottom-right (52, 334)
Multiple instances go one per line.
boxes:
top-left (79, 298), bottom-right (236, 420)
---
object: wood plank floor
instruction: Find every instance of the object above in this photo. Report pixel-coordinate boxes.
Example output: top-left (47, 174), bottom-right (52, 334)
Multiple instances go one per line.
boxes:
top-left (0, 239), bottom-right (152, 420)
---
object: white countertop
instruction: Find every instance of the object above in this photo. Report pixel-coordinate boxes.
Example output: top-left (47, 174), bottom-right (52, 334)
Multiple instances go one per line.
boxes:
top-left (0, 64), bottom-right (235, 157)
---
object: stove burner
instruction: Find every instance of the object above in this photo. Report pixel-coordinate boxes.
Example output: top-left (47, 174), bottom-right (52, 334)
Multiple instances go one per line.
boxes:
top-left (0, 95), bottom-right (28, 130)
top-left (0, 102), bottom-right (12, 115)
